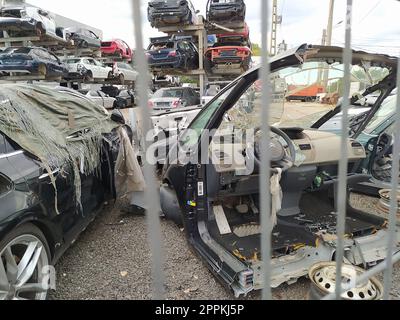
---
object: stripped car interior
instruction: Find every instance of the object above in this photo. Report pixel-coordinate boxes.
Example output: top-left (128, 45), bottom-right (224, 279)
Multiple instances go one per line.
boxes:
top-left (160, 44), bottom-right (399, 297)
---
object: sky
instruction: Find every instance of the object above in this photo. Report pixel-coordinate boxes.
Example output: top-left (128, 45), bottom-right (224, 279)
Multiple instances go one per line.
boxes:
top-left (26, 0), bottom-right (400, 56)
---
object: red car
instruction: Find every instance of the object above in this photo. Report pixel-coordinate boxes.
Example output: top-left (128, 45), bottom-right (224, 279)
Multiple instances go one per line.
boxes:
top-left (216, 22), bottom-right (250, 46)
top-left (205, 42), bottom-right (252, 75)
top-left (101, 39), bottom-right (133, 62)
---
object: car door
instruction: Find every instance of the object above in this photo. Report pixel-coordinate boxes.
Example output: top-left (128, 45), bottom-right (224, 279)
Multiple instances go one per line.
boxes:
top-left (89, 30), bottom-right (100, 47)
top-left (1, 132), bottom-right (85, 247)
top-left (86, 58), bottom-right (101, 78)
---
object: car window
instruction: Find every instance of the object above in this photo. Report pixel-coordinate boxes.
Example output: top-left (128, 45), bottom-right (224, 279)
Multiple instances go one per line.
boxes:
top-left (363, 95), bottom-right (397, 135)
top-left (178, 41), bottom-right (190, 51)
top-left (0, 133), bottom-right (6, 154)
top-left (153, 89), bottom-right (184, 98)
top-left (82, 59), bottom-right (90, 64)
top-left (90, 31), bottom-right (98, 39)
top-left (66, 58), bottom-right (81, 64)
top-left (149, 42), bottom-right (175, 51)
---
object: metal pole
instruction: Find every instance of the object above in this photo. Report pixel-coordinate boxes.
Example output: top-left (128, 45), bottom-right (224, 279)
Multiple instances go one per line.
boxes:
top-left (335, 0), bottom-right (353, 300)
top-left (383, 56), bottom-right (400, 300)
top-left (131, 0), bottom-right (165, 300)
top-left (326, 0), bottom-right (335, 46)
top-left (260, 0), bottom-right (272, 301)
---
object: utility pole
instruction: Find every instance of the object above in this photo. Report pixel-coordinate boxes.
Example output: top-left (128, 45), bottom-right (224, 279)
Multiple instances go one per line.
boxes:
top-left (270, 0), bottom-right (282, 56)
top-left (323, 0), bottom-right (335, 89)
top-left (326, 0), bottom-right (335, 46)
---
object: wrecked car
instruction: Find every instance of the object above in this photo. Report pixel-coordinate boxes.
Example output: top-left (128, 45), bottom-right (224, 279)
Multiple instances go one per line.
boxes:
top-left (0, 46), bottom-right (67, 79)
top-left (0, 85), bottom-right (142, 300)
top-left (160, 44), bottom-right (399, 297)
top-left (65, 27), bottom-right (101, 49)
top-left (146, 36), bottom-right (199, 71)
top-left (149, 87), bottom-right (200, 111)
top-left (147, 0), bottom-right (199, 28)
top-left (207, 0), bottom-right (246, 28)
top-left (205, 41), bottom-right (252, 75)
top-left (0, 5), bottom-right (57, 37)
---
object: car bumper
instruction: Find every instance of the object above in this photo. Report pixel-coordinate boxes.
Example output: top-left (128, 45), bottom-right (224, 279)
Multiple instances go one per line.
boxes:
top-left (209, 6), bottom-right (245, 19)
top-left (0, 18), bottom-right (36, 31)
top-left (149, 9), bottom-right (190, 25)
top-left (148, 58), bottom-right (183, 69)
top-left (0, 64), bottom-right (37, 75)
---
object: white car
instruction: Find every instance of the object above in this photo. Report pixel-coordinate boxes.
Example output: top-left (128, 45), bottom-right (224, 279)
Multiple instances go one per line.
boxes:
top-left (79, 89), bottom-right (116, 110)
top-left (0, 5), bottom-right (57, 37)
top-left (109, 61), bottom-right (138, 84)
top-left (64, 57), bottom-right (113, 81)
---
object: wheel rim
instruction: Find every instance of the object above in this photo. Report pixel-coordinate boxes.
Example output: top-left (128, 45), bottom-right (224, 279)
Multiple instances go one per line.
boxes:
top-left (0, 235), bottom-right (49, 300)
top-left (38, 65), bottom-right (47, 76)
top-left (309, 262), bottom-right (383, 300)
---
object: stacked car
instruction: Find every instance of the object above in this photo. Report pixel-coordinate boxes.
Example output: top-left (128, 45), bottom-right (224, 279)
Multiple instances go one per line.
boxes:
top-left (205, 5), bottom-right (252, 75)
top-left (0, 3), bottom-right (139, 112)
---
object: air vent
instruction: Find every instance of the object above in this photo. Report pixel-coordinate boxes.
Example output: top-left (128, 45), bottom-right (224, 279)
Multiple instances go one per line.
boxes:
top-left (299, 144), bottom-right (312, 151)
top-left (352, 141), bottom-right (362, 148)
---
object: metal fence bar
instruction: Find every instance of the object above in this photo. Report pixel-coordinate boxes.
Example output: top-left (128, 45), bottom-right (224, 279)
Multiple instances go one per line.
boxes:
top-left (131, 0), bottom-right (165, 300)
top-left (260, 0), bottom-right (272, 301)
top-left (335, 0), bottom-right (353, 300)
top-left (383, 56), bottom-right (400, 300)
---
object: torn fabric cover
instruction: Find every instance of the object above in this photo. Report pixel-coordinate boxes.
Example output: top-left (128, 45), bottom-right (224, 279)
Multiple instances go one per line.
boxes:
top-left (0, 84), bottom-right (136, 213)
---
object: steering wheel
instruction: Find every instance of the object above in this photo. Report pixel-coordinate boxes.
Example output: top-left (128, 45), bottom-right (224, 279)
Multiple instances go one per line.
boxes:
top-left (246, 126), bottom-right (296, 173)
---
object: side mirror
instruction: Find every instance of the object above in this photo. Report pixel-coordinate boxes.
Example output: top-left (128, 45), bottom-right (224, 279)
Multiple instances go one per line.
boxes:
top-left (111, 109), bottom-right (125, 124)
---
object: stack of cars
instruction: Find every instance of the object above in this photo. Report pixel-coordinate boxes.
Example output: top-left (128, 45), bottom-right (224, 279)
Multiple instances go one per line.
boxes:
top-left (205, 10), bottom-right (252, 75)
top-left (206, 0), bottom-right (246, 29)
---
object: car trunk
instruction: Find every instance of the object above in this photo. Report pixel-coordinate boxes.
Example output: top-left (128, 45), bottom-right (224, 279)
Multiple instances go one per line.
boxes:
top-left (207, 189), bottom-right (387, 263)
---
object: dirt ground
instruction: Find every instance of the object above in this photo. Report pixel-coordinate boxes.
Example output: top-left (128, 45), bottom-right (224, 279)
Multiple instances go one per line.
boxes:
top-left (49, 194), bottom-right (400, 300)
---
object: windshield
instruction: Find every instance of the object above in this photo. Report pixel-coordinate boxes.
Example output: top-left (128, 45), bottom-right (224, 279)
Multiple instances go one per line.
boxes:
top-left (363, 95), bottom-right (397, 135)
top-left (153, 89), bottom-right (184, 99)
top-left (182, 60), bottom-right (391, 147)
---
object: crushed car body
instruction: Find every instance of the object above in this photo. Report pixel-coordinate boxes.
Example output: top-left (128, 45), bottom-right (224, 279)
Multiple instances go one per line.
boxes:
top-left (160, 44), bottom-right (399, 297)
top-left (147, 0), bottom-right (198, 28)
top-left (0, 85), bottom-right (144, 300)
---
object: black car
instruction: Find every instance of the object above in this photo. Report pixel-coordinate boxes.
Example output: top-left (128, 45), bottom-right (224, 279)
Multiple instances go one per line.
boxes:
top-left (0, 85), bottom-right (134, 300)
top-left (65, 27), bottom-right (101, 48)
top-left (160, 45), bottom-right (398, 297)
top-left (147, 36), bottom-right (199, 71)
top-left (0, 46), bottom-right (67, 79)
top-left (207, 0), bottom-right (246, 27)
top-left (147, 0), bottom-right (198, 28)
top-left (115, 89), bottom-right (135, 109)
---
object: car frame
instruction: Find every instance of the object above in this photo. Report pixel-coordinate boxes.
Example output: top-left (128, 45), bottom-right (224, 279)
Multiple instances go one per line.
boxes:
top-left (65, 27), bottom-right (101, 49)
top-left (63, 57), bottom-right (113, 81)
top-left (206, 0), bottom-right (246, 28)
top-left (0, 5), bottom-right (56, 37)
top-left (146, 35), bottom-right (199, 71)
top-left (0, 46), bottom-right (67, 79)
top-left (147, 0), bottom-right (199, 28)
top-left (160, 44), bottom-right (399, 297)
top-left (101, 39), bottom-right (133, 62)
top-left (0, 85), bottom-right (133, 300)
top-left (149, 87), bottom-right (200, 111)
top-left (205, 41), bottom-right (252, 75)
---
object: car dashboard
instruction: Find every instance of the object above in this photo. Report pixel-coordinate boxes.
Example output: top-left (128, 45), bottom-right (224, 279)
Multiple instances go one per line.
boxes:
top-left (209, 128), bottom-right (366, 174)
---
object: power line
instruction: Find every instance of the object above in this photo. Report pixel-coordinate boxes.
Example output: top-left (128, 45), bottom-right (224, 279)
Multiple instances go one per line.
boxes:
top-left (357, 0), bottom-right (382, 24)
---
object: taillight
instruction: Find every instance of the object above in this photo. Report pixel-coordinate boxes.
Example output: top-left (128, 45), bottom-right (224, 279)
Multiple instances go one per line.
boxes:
top-left (168, 51), bottom-right (177, 57)
top-left (148, 100), bottom-right (154, 108)
top-left (0, 174), bottom-right (12, 196)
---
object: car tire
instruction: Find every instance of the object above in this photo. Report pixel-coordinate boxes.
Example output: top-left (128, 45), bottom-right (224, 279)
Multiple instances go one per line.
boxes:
top-left (0, 223), bottom-right (51, 301)
top-left (118, 74), bottom-right (125, 85)
top-left (38, 64), bottom-right (47, 77)
top-left (84, 71), bottom-right (94, 82)
top-left (35, 23), bottom-right (45, 36)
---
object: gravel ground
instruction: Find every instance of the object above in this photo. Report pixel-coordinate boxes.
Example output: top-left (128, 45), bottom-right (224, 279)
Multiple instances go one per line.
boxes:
top-left (49, 195), bottom-right (400, 300)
